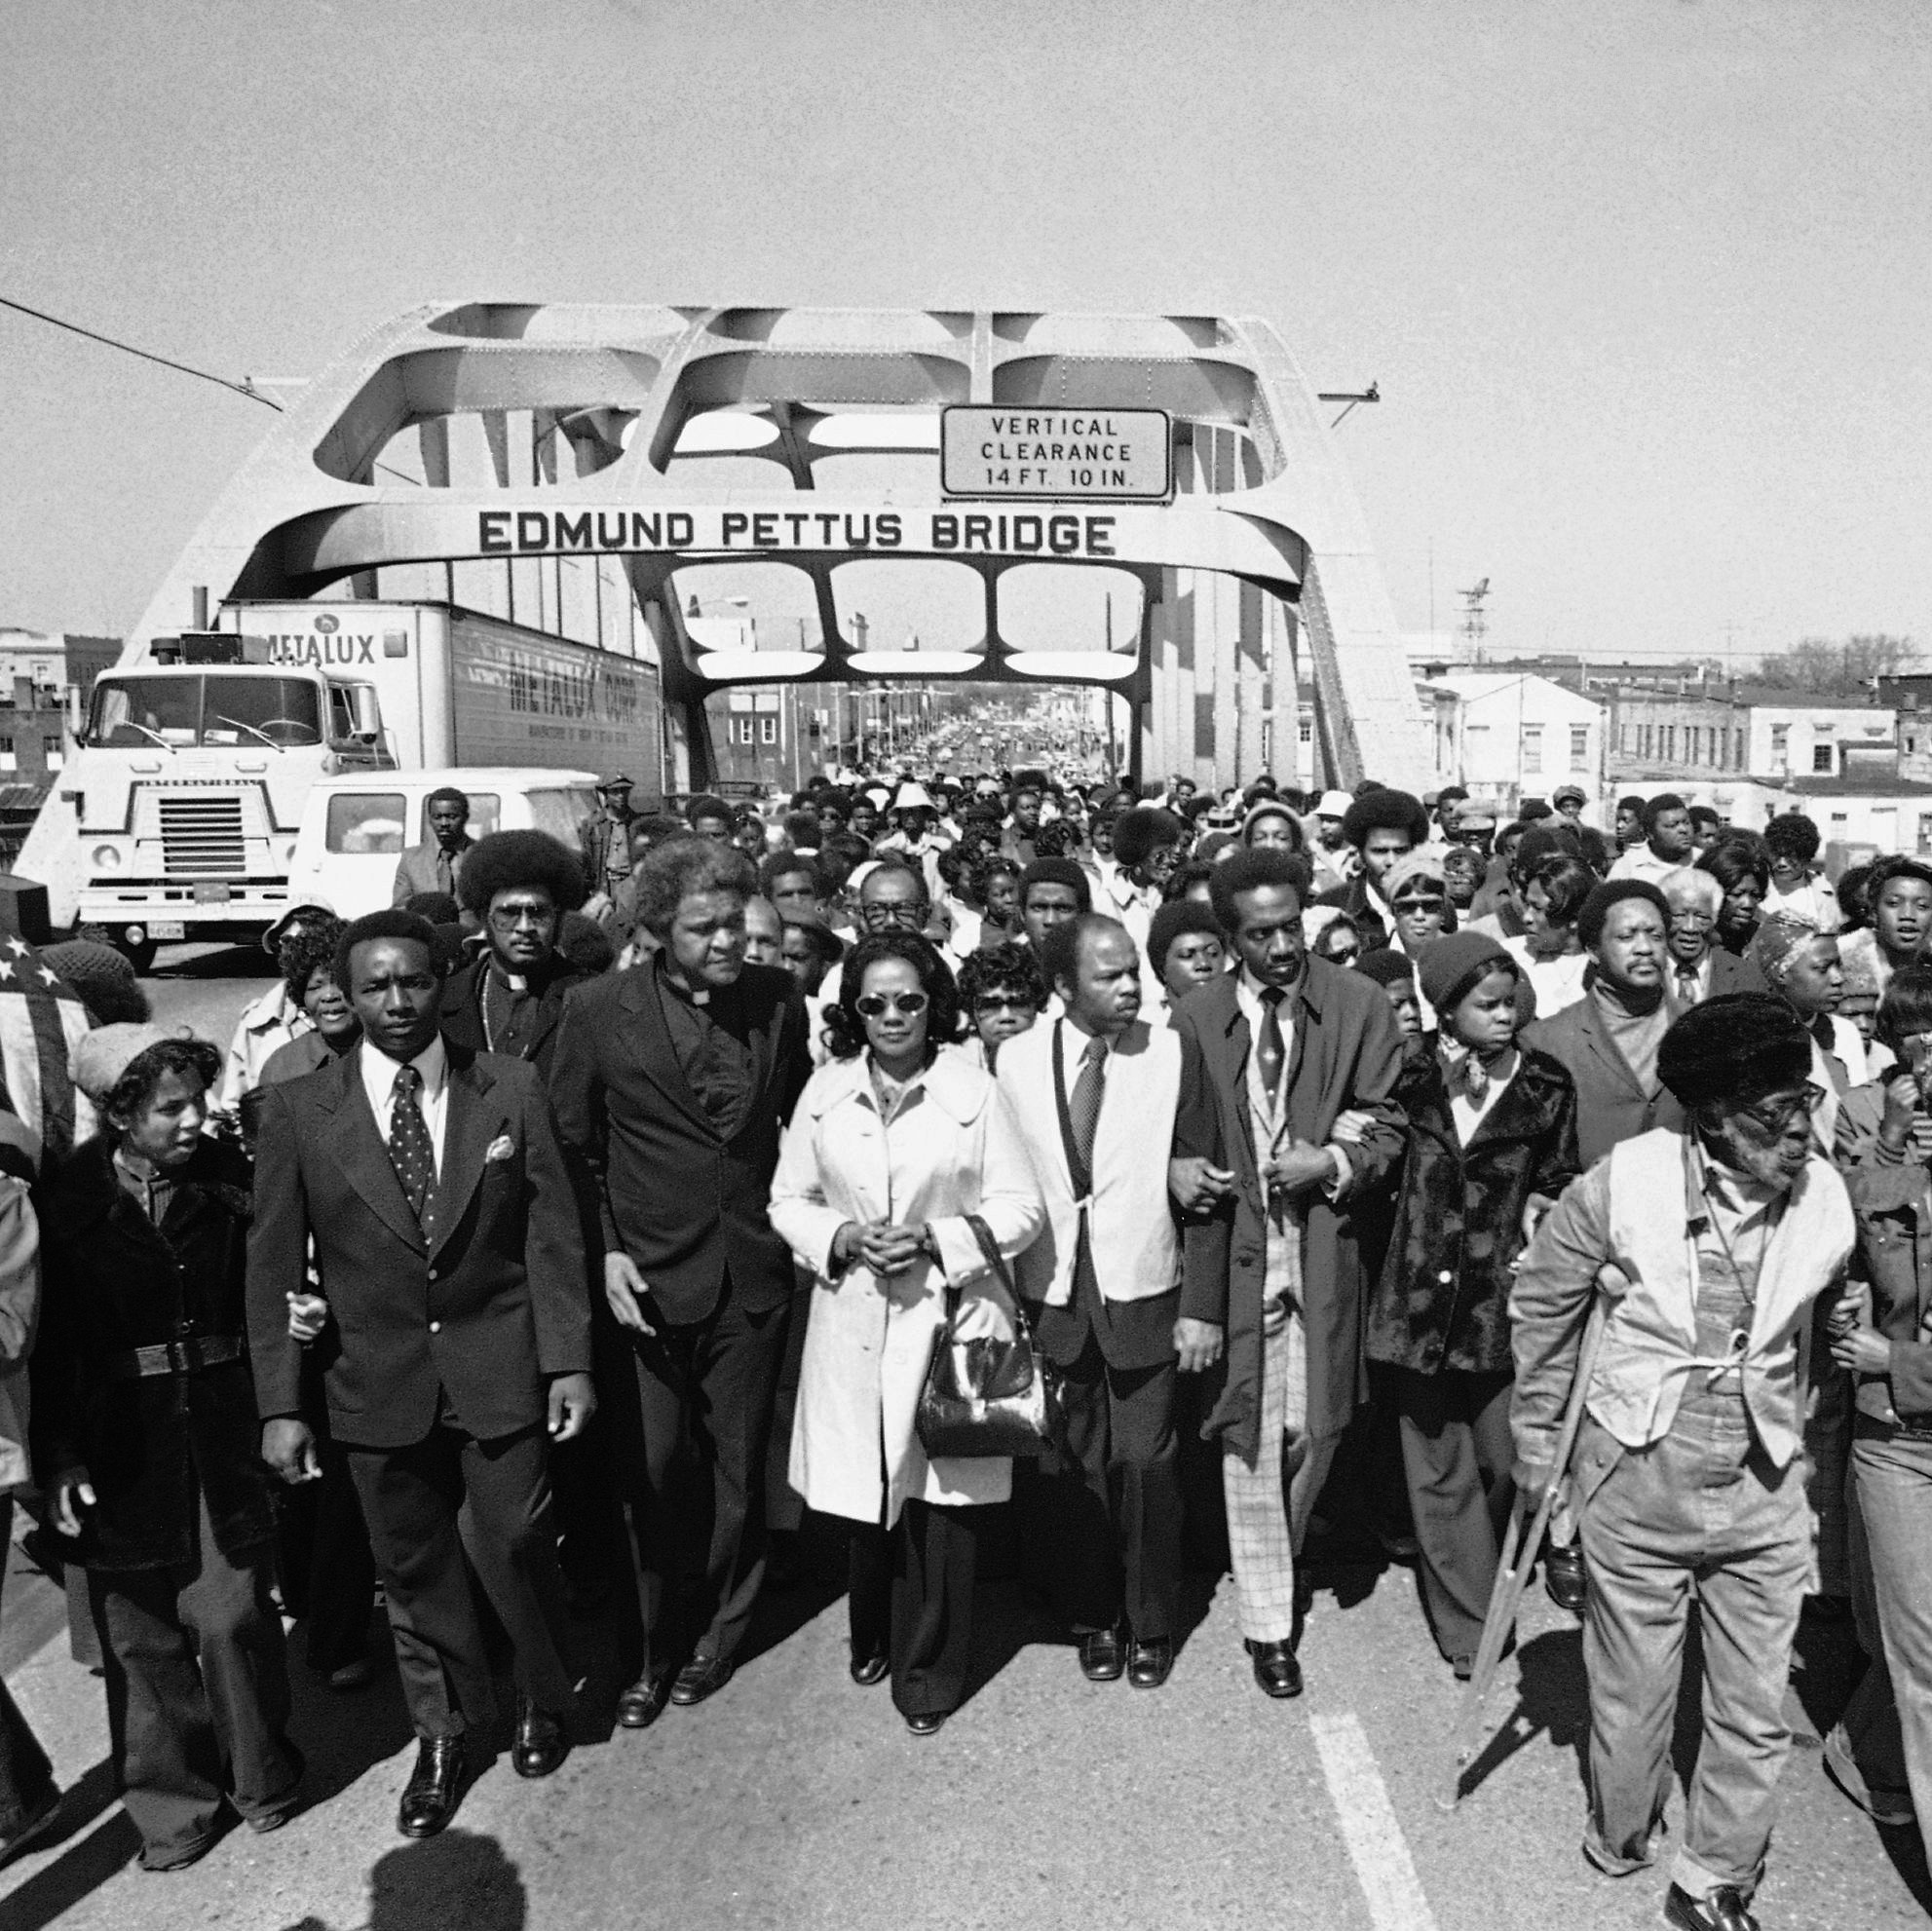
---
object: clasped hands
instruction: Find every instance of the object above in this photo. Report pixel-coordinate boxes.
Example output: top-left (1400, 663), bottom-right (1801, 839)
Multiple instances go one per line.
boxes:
top-left (832, 1219), bottom-right (933, 1278)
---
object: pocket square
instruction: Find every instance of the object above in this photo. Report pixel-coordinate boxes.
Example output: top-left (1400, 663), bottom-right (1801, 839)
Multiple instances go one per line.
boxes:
top-left (485, 1134), bottom-right (516, 1162)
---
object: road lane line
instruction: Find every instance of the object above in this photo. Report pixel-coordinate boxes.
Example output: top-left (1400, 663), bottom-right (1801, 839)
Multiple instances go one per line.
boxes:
top-left (1308, 1710), bottom-right (1440, 1931)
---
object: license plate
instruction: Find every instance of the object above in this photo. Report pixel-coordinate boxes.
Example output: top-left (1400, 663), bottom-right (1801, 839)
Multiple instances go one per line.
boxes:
top-left (149, 922), bottom-right (186, 939)
top-left (193, 882), bottom-right (232, 904)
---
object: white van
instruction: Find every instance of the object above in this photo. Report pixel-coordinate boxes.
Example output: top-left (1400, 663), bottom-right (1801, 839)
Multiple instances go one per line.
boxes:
top-left (288, 768), bottom-right (601, 921)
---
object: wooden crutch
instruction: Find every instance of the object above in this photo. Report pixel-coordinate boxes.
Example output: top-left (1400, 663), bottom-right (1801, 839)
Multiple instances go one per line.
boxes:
top-left (1437, 1268), bottom-right (1624, 1812)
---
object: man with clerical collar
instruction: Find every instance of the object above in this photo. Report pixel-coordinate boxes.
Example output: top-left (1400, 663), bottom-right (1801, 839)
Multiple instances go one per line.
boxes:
top-left (440, 832), bottom-right (594, 1079)
top-left (551, 837), bottom-right (812, 1725)
top-left (1509, 995), bottom-right (1853, 1931)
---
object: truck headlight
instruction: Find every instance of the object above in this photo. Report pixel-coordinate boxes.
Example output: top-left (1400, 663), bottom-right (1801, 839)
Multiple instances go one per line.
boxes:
top-left (91, 844), bottom-right (124, 871)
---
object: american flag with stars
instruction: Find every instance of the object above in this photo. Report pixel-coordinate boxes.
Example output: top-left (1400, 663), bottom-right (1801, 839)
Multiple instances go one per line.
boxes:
top-left (0, 932), bottom-right (95, 1159)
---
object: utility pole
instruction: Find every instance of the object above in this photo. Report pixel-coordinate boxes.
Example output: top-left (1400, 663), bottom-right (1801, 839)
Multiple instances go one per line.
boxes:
top-left (1459, 579), bottom-right (1491, 664)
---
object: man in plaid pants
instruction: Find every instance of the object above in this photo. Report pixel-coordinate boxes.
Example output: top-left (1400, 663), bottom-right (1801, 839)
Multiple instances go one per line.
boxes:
top-left (1171, 849), bottom-right (1407, 1696)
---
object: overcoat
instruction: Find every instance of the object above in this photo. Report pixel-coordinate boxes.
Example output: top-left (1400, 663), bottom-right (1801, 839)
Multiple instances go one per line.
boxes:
top-left (1172, 963), bottom-right (1407, 1461)
top-left (33, 1134), bottom-right (276, 1568)
top-left (769, 1046), bottom-right (1044, 1527)
top-left (1365, 1048), bottom-right (1580, 1377)
top-left (1521, 980), bottom-right (1685, 1168)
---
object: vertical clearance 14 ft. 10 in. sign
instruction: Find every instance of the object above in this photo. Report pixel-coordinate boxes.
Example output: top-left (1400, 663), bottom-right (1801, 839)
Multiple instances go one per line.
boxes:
top-left (939, 408), bottom-right (1173, 502)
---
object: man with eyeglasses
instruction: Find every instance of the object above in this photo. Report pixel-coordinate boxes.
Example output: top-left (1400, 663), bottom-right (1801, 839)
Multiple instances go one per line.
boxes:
top-left (1659, 867), bottom-right (1753, 1011)
top-left (440, 833), bottom-right (595, 1080)
top-left (1509, 995), bottom-right (1854, 1931)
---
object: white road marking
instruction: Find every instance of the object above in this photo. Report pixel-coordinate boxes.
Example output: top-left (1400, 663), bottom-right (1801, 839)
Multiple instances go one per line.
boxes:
top-left (1308, 1710), bottom-right (1440, 1931)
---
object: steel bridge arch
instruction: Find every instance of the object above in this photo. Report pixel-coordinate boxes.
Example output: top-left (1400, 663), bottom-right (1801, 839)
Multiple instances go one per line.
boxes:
top-left (124, 303), bottom-right (1426, 791)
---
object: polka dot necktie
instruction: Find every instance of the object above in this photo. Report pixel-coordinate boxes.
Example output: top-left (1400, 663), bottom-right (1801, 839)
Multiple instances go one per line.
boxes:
top-left (389, 1063), bottom-right (436, 1236)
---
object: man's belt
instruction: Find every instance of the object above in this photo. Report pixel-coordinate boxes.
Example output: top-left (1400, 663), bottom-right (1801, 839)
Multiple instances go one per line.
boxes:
top-left (100, 1336), bottom-right (246, 1382)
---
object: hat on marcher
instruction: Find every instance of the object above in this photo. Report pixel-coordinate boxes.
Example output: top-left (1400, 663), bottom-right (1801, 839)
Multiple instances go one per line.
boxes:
top-left (1382, 849), bottom-right (1448, 904)
top-left (1417, 931), bottom-right (1515, 1015)
top-left (596, 773), bottom-right (633, 792)
top-left (892, 781), bottom-right (936, 813)
top-left (1657, 994), bottom-right (1813, 1111)
top-left (41, 941), bottom-right (150, 1026)
top-left (262, 900), bottom-right (334, 950)
top-left (1453, 802), bottom-right (1497, 833)
top-left (1314, 790), bottom-right (1353, 820)
top-left (1355, 946), bottom-right (1417, 988)
top-left (72, 1022), bottom-right (178, 1106)
top-left (1553, 784), bottom-right (1587, 809)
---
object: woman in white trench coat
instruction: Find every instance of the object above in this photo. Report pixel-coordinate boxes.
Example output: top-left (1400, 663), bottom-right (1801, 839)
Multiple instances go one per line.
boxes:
top-left (770, 931), bottom-right (1044, 1734)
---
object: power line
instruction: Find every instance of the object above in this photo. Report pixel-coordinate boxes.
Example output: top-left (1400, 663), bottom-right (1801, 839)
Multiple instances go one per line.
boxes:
top-left (0, 292), bottom-right (284, 410)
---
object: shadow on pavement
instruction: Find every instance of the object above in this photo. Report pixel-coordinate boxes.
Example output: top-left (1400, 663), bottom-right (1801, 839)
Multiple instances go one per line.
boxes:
top-left (1453, 1626), bottom-right (1589, 1804)
top-left (0, 1770), bottom-right (139, 1931)
top-left (277, 1827), bottom-right (526, 1931)
top-left (149, 944), bottom-right (272, 980)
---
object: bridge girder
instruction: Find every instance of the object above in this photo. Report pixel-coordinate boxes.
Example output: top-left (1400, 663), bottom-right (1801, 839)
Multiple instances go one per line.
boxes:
top-left (127, 304), bottom-right (1427, 791)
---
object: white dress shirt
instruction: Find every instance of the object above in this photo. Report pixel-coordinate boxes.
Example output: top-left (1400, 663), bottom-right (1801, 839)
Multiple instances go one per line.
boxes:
top-left (360, 1035), bottom-right (450, 1176)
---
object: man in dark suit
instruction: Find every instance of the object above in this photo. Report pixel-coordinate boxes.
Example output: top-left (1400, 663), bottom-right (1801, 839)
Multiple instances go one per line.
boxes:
top-left (1523, 879), bottom-right (1687, 1168)
top-left (248, 910), bottom-right (594, 1839)
top-left (550, 837), bottom-right (812, 1725)
top-left (1659, 864), bottom-right (1751, 1011)
top-left (440, 831), bottom-right (594, 1079)
top-left (1172, 849), bottom-right (1407, 1698)
top-left (390, 786), bottom-right (474, 906)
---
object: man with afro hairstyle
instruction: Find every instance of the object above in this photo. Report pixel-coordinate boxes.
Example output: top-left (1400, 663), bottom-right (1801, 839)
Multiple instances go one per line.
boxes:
top-left (441, 832), bottom-right (593, 1080)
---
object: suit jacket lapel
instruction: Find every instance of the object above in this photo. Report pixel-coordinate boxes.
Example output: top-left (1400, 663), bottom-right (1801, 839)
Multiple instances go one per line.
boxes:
top-left (1210, 994), bottom-right (1259, 1174)
top-left (319, 1052), bottom-right (426, 1254)
top-left (431, 1054), bottom-right (500, 1260)
top-left (624, 966), bottom-right (723, 1140)
top-left (1576, 998), bottom-right (1648, 1100)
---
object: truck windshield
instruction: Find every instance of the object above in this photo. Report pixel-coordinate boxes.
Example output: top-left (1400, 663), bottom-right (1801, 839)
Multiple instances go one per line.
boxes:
top-left (86, 675), bottom-right (323, 749)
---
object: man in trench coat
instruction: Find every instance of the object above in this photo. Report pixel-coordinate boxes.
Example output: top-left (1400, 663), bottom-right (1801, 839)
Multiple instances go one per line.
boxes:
top-left (1172, 849), bottom-right (1406, 1697)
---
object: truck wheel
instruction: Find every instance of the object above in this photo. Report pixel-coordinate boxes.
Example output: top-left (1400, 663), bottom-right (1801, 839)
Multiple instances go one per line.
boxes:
top-left (112, 930), bottom-right (158, 976)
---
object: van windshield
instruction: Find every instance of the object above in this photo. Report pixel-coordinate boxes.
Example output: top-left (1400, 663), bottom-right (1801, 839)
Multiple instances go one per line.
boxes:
top-left (86, 675), bottom-right (323, 749)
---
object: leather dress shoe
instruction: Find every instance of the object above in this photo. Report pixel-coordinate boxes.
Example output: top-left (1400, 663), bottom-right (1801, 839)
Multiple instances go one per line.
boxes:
top-left (1245, 1639), bottom-right (1304, 1699)
top-left (1664, 1881), bottom-right (1759, 1931)
top-left (669, 1654), bottom-right (736, 1707)
top-left (850, 1648), bottom-right (890, 1687)
top-left (617, 1672), bottom-right (672, 1729)
top-left (1543, 1543), bottom-right (1588, 1615)
top-left (512, 1698), bottom-right (567, 1779)
top-left (905, 1711), bottom-right (947, 1736)
top-left (326, 1657), bottom-right (375, 1692)
top-left (397, 1736), bottom-right (466, 1838)
top-left (1127, 1637), bottom-right (1173, 1688)
top-left (1079, 1625), bottom-right (1125, 1683)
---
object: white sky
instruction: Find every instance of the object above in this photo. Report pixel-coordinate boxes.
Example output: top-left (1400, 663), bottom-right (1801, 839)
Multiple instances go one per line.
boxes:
top-left (2, 0), bottom-right (1929, 667)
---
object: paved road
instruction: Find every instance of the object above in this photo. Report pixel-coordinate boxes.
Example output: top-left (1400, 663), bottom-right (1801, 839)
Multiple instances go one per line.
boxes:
top-left (0, 945), bottom-right (1926, 1930)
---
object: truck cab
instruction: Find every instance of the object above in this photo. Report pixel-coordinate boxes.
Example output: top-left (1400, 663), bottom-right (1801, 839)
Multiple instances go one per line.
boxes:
top-left (67, 643), bottom-right (391, 968)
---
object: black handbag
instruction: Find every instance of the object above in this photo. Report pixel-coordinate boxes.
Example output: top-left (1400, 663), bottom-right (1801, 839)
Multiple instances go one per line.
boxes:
top-left (915, 1213), bottom-right (1059, 1460)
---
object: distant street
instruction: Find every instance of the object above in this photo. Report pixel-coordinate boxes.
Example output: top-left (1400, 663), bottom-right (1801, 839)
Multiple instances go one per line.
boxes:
top-left (0, 946), bottom-right (1924, 1930)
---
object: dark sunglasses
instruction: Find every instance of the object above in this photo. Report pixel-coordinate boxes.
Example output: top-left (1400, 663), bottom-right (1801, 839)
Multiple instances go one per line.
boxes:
top-left (856, 992), bottom-right (929, 1018)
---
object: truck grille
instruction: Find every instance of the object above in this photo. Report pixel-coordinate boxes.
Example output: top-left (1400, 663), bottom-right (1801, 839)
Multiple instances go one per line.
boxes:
top-left (158, 797), bottom-right (246, 876)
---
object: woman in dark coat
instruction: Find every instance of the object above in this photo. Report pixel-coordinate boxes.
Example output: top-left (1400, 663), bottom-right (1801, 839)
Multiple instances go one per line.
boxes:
top-left (1366, 932), bottom-right (1580, 1674)
top-left (32, 1027), bottom-right (299, 1872)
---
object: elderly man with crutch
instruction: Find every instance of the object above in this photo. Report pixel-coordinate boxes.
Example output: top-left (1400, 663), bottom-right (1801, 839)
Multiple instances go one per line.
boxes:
top-left (1505, 994), bottom-right (1854, 1931)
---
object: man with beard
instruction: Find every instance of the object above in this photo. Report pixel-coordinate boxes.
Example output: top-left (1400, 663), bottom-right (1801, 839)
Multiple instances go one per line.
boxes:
top-left (1510, 995), bottom-right (1853, 1931)
top-left (441, 833), bottom-right (594, 1079)
top-left (1523, 881), bottom-right (1686, 1168)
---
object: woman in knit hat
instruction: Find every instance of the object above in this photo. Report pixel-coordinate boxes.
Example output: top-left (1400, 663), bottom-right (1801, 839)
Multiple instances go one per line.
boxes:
top-left (1364, 932), bottom-right (1580, 1679)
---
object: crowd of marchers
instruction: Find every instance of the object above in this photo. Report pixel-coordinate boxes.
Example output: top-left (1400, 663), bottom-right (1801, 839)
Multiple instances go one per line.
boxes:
top-left (4, 763), bottom-right (1932, 1931)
